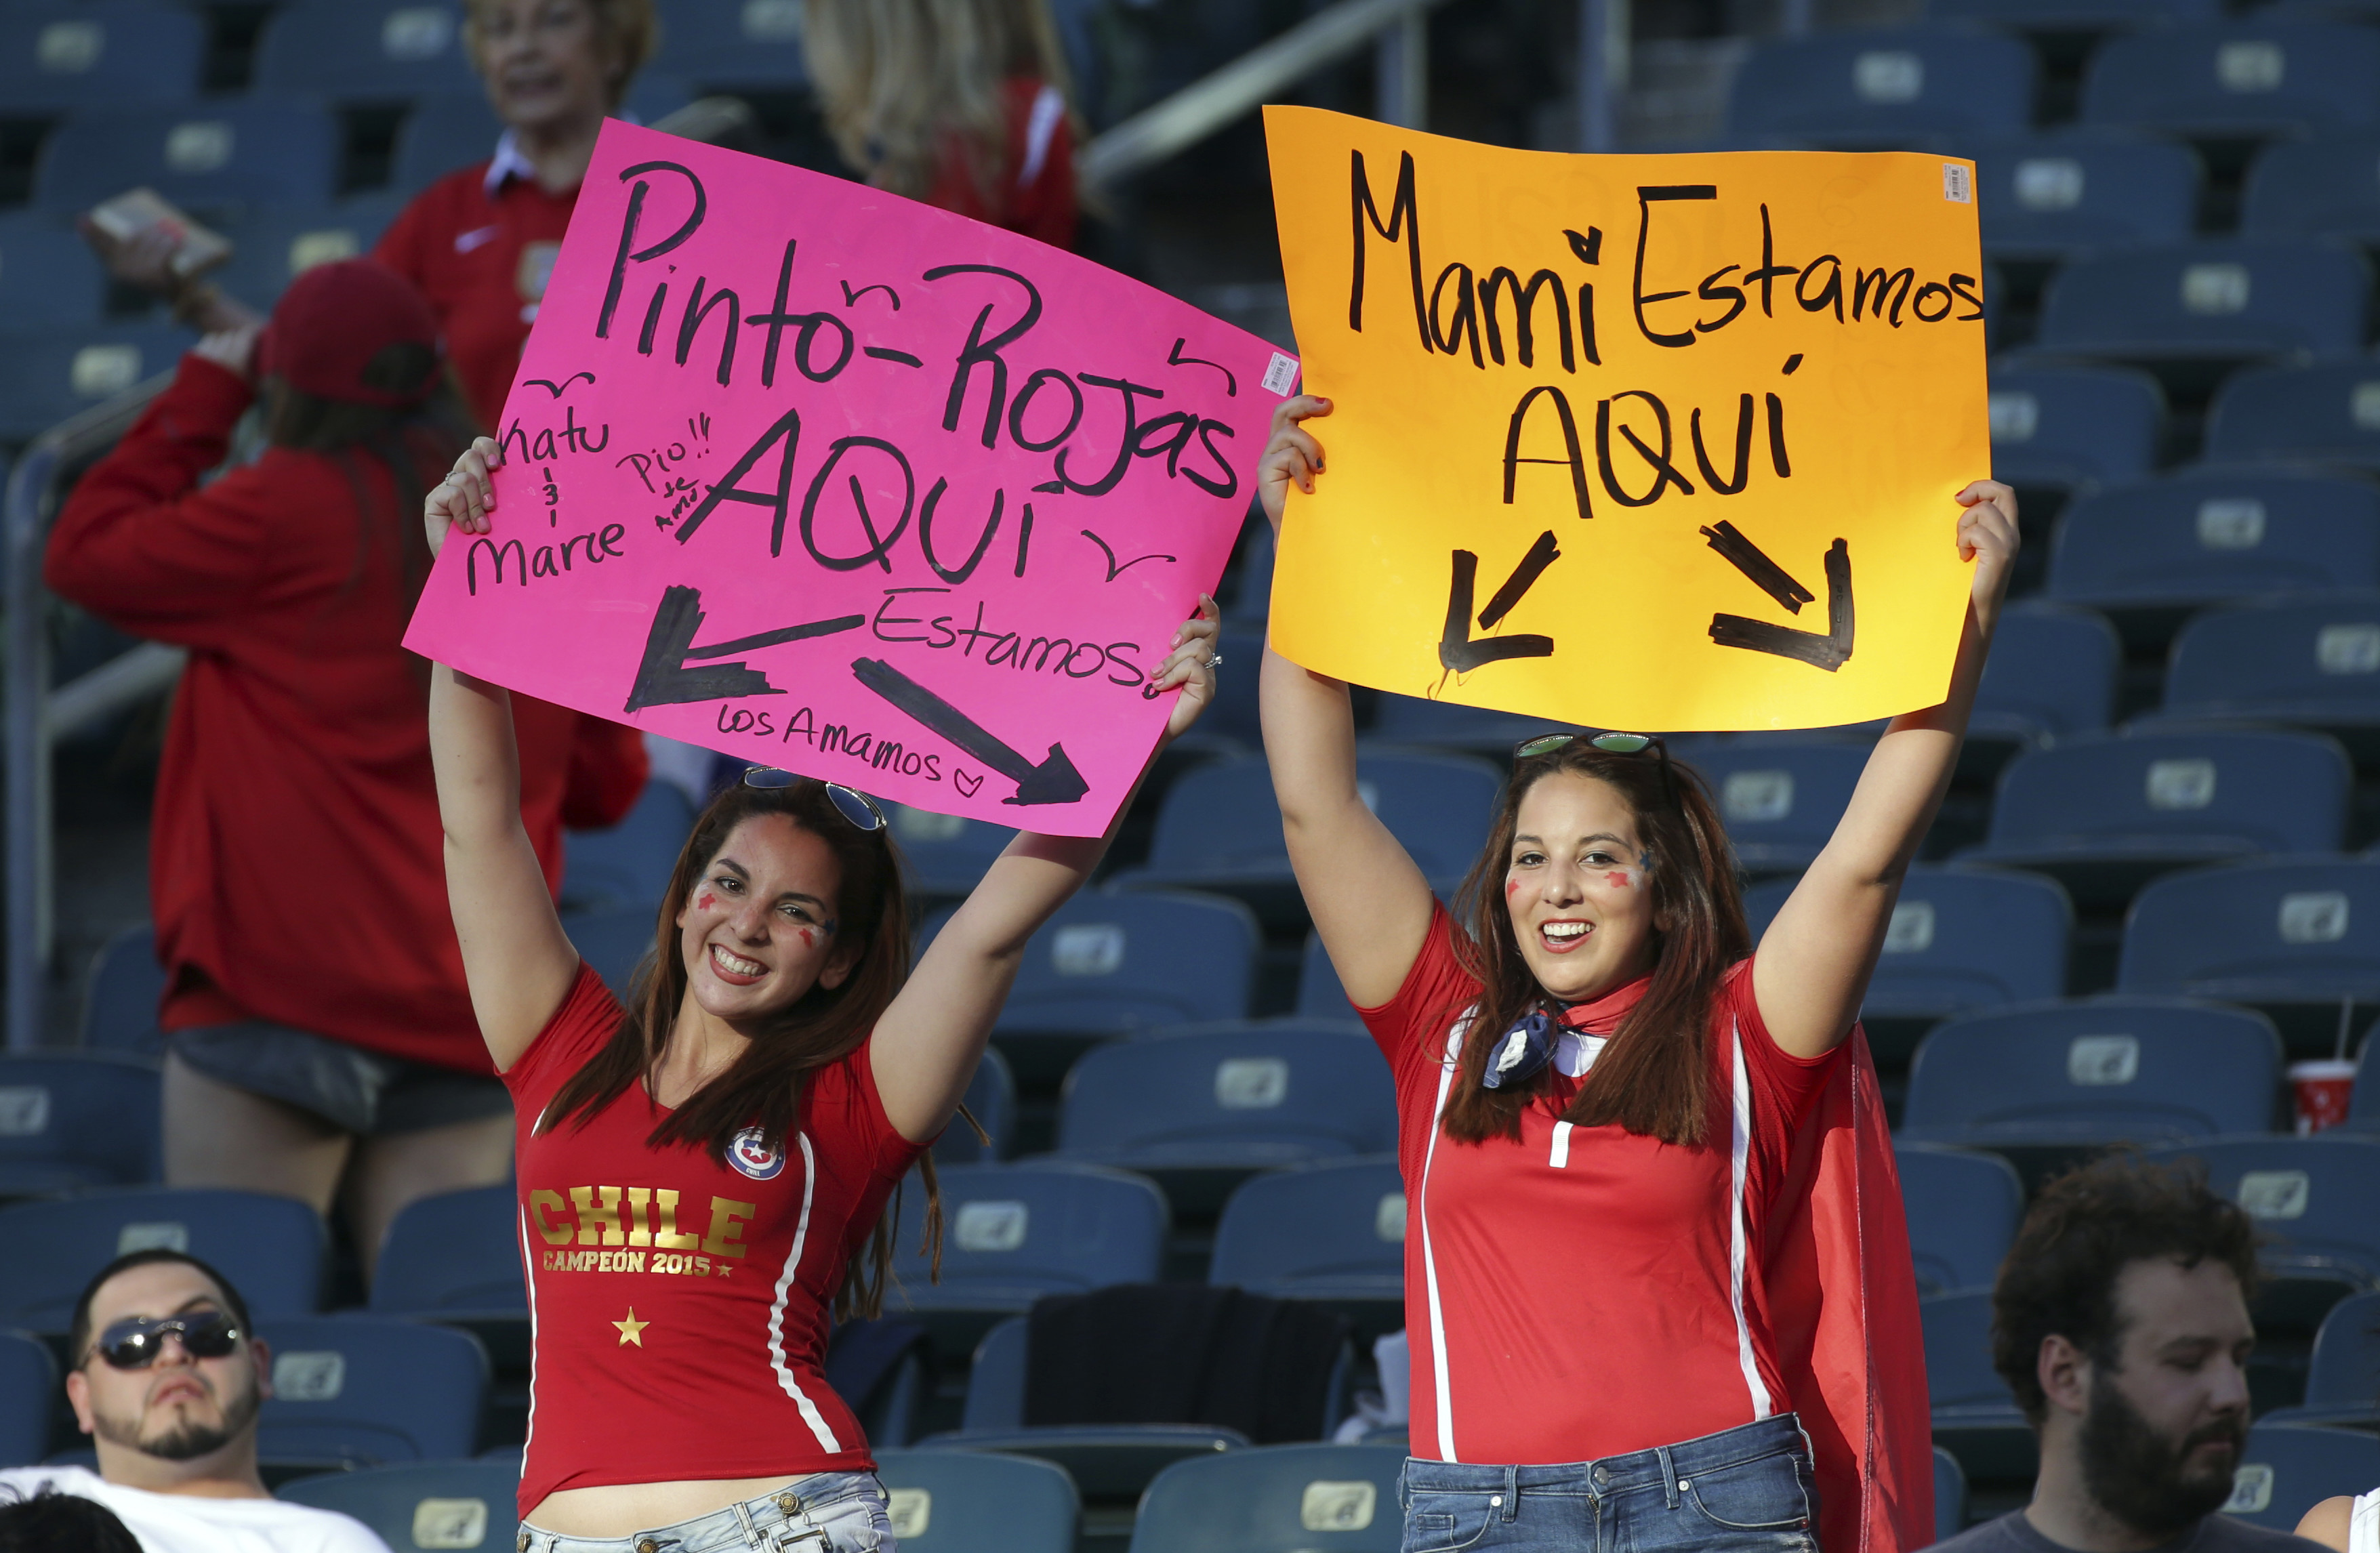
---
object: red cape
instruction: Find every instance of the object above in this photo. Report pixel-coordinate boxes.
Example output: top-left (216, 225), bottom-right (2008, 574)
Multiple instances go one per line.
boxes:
top-left (1766, 1026), bottom-right (1934, 1553)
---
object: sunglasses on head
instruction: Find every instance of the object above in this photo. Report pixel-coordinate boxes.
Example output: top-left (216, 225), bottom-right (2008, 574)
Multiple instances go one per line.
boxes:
top-left (88, 1311), bottom-right (241, 1370)
top-left (742, 769), bottom-right (886, 833)
top-left (1513, 730), bottom-right (1677, 807)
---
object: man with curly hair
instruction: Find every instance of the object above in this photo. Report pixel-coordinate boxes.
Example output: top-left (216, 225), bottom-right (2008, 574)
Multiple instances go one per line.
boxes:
top-left (1931, 1154), bottom-right (2326, 1553)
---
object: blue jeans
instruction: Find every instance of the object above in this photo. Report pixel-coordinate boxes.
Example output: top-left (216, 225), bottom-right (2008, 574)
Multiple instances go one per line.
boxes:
top-left (517, 1473), bottom-right (894, 1552)
top-left (1399, 1415), bottom-right (1819, 1553)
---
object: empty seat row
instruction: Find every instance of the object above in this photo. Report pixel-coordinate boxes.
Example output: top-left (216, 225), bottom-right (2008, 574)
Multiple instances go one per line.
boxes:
top-left (1730, 20), bottom-right (2380, 148)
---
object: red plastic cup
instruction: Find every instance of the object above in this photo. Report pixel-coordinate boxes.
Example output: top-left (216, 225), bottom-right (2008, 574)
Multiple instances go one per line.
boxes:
top-left (2289, 1059), bottom-right (2358, 1135)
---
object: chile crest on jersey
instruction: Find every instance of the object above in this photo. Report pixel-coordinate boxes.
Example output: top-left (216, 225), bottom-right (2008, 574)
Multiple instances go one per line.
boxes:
top-left (729, 1125), bottom-right (787, 1181)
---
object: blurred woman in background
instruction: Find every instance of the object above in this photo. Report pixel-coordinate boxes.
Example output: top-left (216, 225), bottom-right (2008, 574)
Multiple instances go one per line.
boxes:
top-left (89, 0), bottom-right (659, 432)
top-left (43, 260), bottom-right (645, 1281)
top-left (806, 0), bottom-right (1081, 249)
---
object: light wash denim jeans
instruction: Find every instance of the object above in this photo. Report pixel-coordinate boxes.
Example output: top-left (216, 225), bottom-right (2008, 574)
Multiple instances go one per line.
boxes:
top-left (517, 1472), bottom-right (894, 1553)
top-left (1399, 1414), bottom-right (1820, 1553)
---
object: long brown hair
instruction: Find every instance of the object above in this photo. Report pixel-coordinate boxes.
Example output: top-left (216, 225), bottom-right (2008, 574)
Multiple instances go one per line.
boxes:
top-left (1437, 743), bottom-right (1748, 1148)
top-left (537, 777), bottom-right (943, 1320)
top-left (804, 0), bottom-right (1078, 204)
top-left (266, 339), bottom-right (475, 621)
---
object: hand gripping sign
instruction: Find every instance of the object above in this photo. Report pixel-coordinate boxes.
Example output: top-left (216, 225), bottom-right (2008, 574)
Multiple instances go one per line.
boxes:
top-left (1262, 106), bottom-right (1989, 732)
top-left (403, 121), bottom-right (1291, 835)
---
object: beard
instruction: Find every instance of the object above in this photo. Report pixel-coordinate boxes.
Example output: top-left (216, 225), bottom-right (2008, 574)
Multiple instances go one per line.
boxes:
top-left (2077, 1367), bottom-right (2246, 1541)
top-left (93, 1373), bottom-right (260, 1464)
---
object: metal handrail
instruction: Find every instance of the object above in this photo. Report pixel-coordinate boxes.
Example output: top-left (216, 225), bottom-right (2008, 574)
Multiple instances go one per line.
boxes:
top-left (1082, 0), bottom-right (1451, 190)
top-left (5, 373), bottom-right (179, 1052)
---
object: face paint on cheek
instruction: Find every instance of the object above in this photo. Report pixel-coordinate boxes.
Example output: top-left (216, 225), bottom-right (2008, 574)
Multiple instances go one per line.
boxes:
top-left (796, 928), bottom-right (815, 949)
top-left (1505, 878), bottom-right (1521, 900)
top-left (694, 894), bottom-right (716, 913)
top-left (1605, 871), bottom-right (1633, 890)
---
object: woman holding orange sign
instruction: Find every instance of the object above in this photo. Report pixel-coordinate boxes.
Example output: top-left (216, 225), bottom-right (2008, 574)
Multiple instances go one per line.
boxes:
top-left (1256, 391), bottom-right (2013, 1553)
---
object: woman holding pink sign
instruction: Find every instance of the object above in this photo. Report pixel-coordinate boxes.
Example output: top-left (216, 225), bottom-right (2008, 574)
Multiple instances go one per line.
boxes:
top-left (1254, 393), bottom-right (2017, 1553)
top-left (423, 434), bottom-right (1218, 1548)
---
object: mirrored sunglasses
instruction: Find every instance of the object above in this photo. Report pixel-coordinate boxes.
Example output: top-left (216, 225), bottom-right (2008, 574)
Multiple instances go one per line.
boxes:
top-left (1512, 730), bottom-right (1677, 807)
top-left (89, 1311), bottom-right (241, 1370)
top-left (741, 769), bottom-right (887, 833)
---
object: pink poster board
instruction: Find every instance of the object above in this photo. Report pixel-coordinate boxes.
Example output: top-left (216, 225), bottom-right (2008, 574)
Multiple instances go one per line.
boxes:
top-left (403, 121), bottom-right (1294, 835)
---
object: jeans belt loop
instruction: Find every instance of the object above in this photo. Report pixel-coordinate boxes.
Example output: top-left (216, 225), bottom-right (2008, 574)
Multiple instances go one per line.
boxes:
top-left (1657, 1445), bottom-right (1680, 1511)
top-left (1502, 1465), bottom-right (1520, 1522)
top-left (731, 1497), bottom-right (764, 1548)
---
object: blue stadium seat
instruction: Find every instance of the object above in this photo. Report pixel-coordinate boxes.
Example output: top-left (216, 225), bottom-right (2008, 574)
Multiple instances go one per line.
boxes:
top-left (1744, 865), bottom-right (2070, 1034)
top-left (2032, 239), bottom-right (2370, 369)
top-left (0, 2), bottom-right (203, 112)
top-left (1364, 697), bottom-right (1575, 764)
top-left (82, 922), bottom-right (165, 1056)
top-left (1962, 730), bottom-right (2353, 907)
top-left (885, 803), bottom-right (1015, 903)
top-left (940, 1316), bottom-right (1256, 1497)
top-left (0, 217), bottom-right (105, 334)
top-left (1933, 0), bottom-right (2215, 24)
top-left (871, 1447), bottom-right (1080, 1553)
top-left (0, 324), bottom-right (188, 442)
top-left (1226, 518), bottom-right (1275, 622)
top-left (1969, 602), bottom-right (2121, 753)
top-left (2120, 861), bottom-right (2380, 1034)
top-left (560, 906), bottom-right (653, 1001)
top-left (1988, 365), bottom-right (2164, 492)
top-left (2082, 20), bottom-right (2380, 139)
top-left (558, 780), bottom-right (693, 915)
top-left (1208, 1157), bottom-right (1403, 1322)
top-left (2224, 1424), bottom-right (2380, 1532)
top-left (1935, 1445), bottom-right (1969, 1543)
top-left (937, 1044), bottom-right (1017, 1166)
top-left (2143, 1137), bottom-right (2380, 1289)
top-left (0, 1329), bottom-right (55, 1468)
top-left (1131, 1442), bottom-right (1408, 1553)
top-left (1183, 623), bottom-right (1268, 751)
top-left (932, 889), bottom-right (1260, 1041)
top-left (2268, 1291), bottom-right (2380, 1424)
top-left (2204, 362), bottom-right (2380, 472)
top-left (648, 0), bottom-right (807, 89)
top-left (2246, 132), bottom-right (2380, 243)
top-left (1922, 1289), bottom-right (2036, 1484)
top-left (884, 1162), bottom-right (1168, 1345)
top-left (1897, 1146), bottom-right (2024, 1299)
top-left (369, 1184), bottom-right (524, 1324)
top-left (1052, 1026), bottom-right (1397, 1214)
top-left (2156, 595), bottom-right (2380, 755)
top-left (1295, 933), bottom-right (1361, 1020)
top-left (1683, 741), bottom-right (1868, 875)
top-left (37, 102), bottom-right (343, 217)
top-left (1726, 26), bottom-right (2036, 147)
top-left (255, 1317), bottom-right (487, 1467)
top-left (279, 1458), bottom-right (521, 1552)
top-left (209, 196), bottom-right (410, 312)
top-left (1113, 753), bottom-right (1502, 926)
top-left (1902, 997), bottom-right (2285, 1153)
top-left (250, 1), bottom-right (476, 101)
top-left (1973, 137), bottom-right (2200, 263)
top-left (0, 1188), bottom-right (326, 1330)
top-left (0, 1054), bottom-right (160, 1196)
top-left (2048, 474), bottom-right (2380, 634)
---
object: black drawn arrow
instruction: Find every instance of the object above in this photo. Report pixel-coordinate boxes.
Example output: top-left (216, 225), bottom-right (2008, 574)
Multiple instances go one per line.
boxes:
top-left (1082, 529), bottom-right (1176, 581)
top-left (1704, 529), bottom-right (1854, 671)
top-left (522, 371), bottom-right (596, 396)
top-left (850, 657), bottom-right (1089, 806)
top-left (1440, 532), bottom-right (1559, 673)
top-left (623, 585), bottom-right (863, 712)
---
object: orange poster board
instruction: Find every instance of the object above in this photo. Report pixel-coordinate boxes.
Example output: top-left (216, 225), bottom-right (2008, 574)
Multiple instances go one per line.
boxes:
top-left (1263, 106), bottom-right (1990, 732)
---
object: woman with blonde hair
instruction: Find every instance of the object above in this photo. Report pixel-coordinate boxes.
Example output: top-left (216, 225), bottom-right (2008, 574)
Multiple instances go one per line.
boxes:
top-left (806, 0), bottom-right (1080, 248)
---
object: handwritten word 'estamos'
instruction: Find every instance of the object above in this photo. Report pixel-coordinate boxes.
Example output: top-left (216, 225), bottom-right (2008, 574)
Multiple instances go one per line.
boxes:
top-left (586, 159), bottom-right (1240, 503)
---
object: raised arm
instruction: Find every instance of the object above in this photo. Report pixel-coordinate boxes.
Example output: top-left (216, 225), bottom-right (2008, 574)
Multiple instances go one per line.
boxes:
top-left (1257, 396), bottom-right (1435, 1009)
top-left (426, 438), bottom-right (580, 1069)
top-left (869, 599), bottom-right (1220, 1144)
top-left (1754, 481), bottom-right (2019, 1059)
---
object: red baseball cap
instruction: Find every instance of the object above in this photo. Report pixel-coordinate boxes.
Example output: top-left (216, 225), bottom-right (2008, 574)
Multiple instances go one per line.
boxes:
top-left (256, 259), bottom-right (443, 407)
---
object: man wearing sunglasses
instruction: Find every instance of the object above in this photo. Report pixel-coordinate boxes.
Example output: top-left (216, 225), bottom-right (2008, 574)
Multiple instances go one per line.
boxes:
top-left (0, 1249), bottom-right (388, 1551)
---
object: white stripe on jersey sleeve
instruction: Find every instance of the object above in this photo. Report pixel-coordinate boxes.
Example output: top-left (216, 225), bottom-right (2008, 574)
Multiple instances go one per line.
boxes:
top-left (768, 1132), bottom-right (844, 1452)
top-left (1727, 1018), bottom-right (1774, 1420)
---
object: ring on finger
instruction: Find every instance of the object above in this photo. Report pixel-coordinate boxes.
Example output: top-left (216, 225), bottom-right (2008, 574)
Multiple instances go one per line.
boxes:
top-left (1205, 653), bottom-right (1223, 669)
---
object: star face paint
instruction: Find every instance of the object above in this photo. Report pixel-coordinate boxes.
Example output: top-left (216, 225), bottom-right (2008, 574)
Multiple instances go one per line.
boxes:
top-left (796, 927), bottom-right (815, 949)
top-left (1605, 871), bottom-right (1633, 890)
top-left (694, 892), bottom-right (716, 913)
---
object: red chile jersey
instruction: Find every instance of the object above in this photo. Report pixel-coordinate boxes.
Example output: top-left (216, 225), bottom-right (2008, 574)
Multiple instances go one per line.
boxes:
top-left (504, 966), bottom-right (925, 1513)
top-left (1361, 907), bottom-right (1841, 1467)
